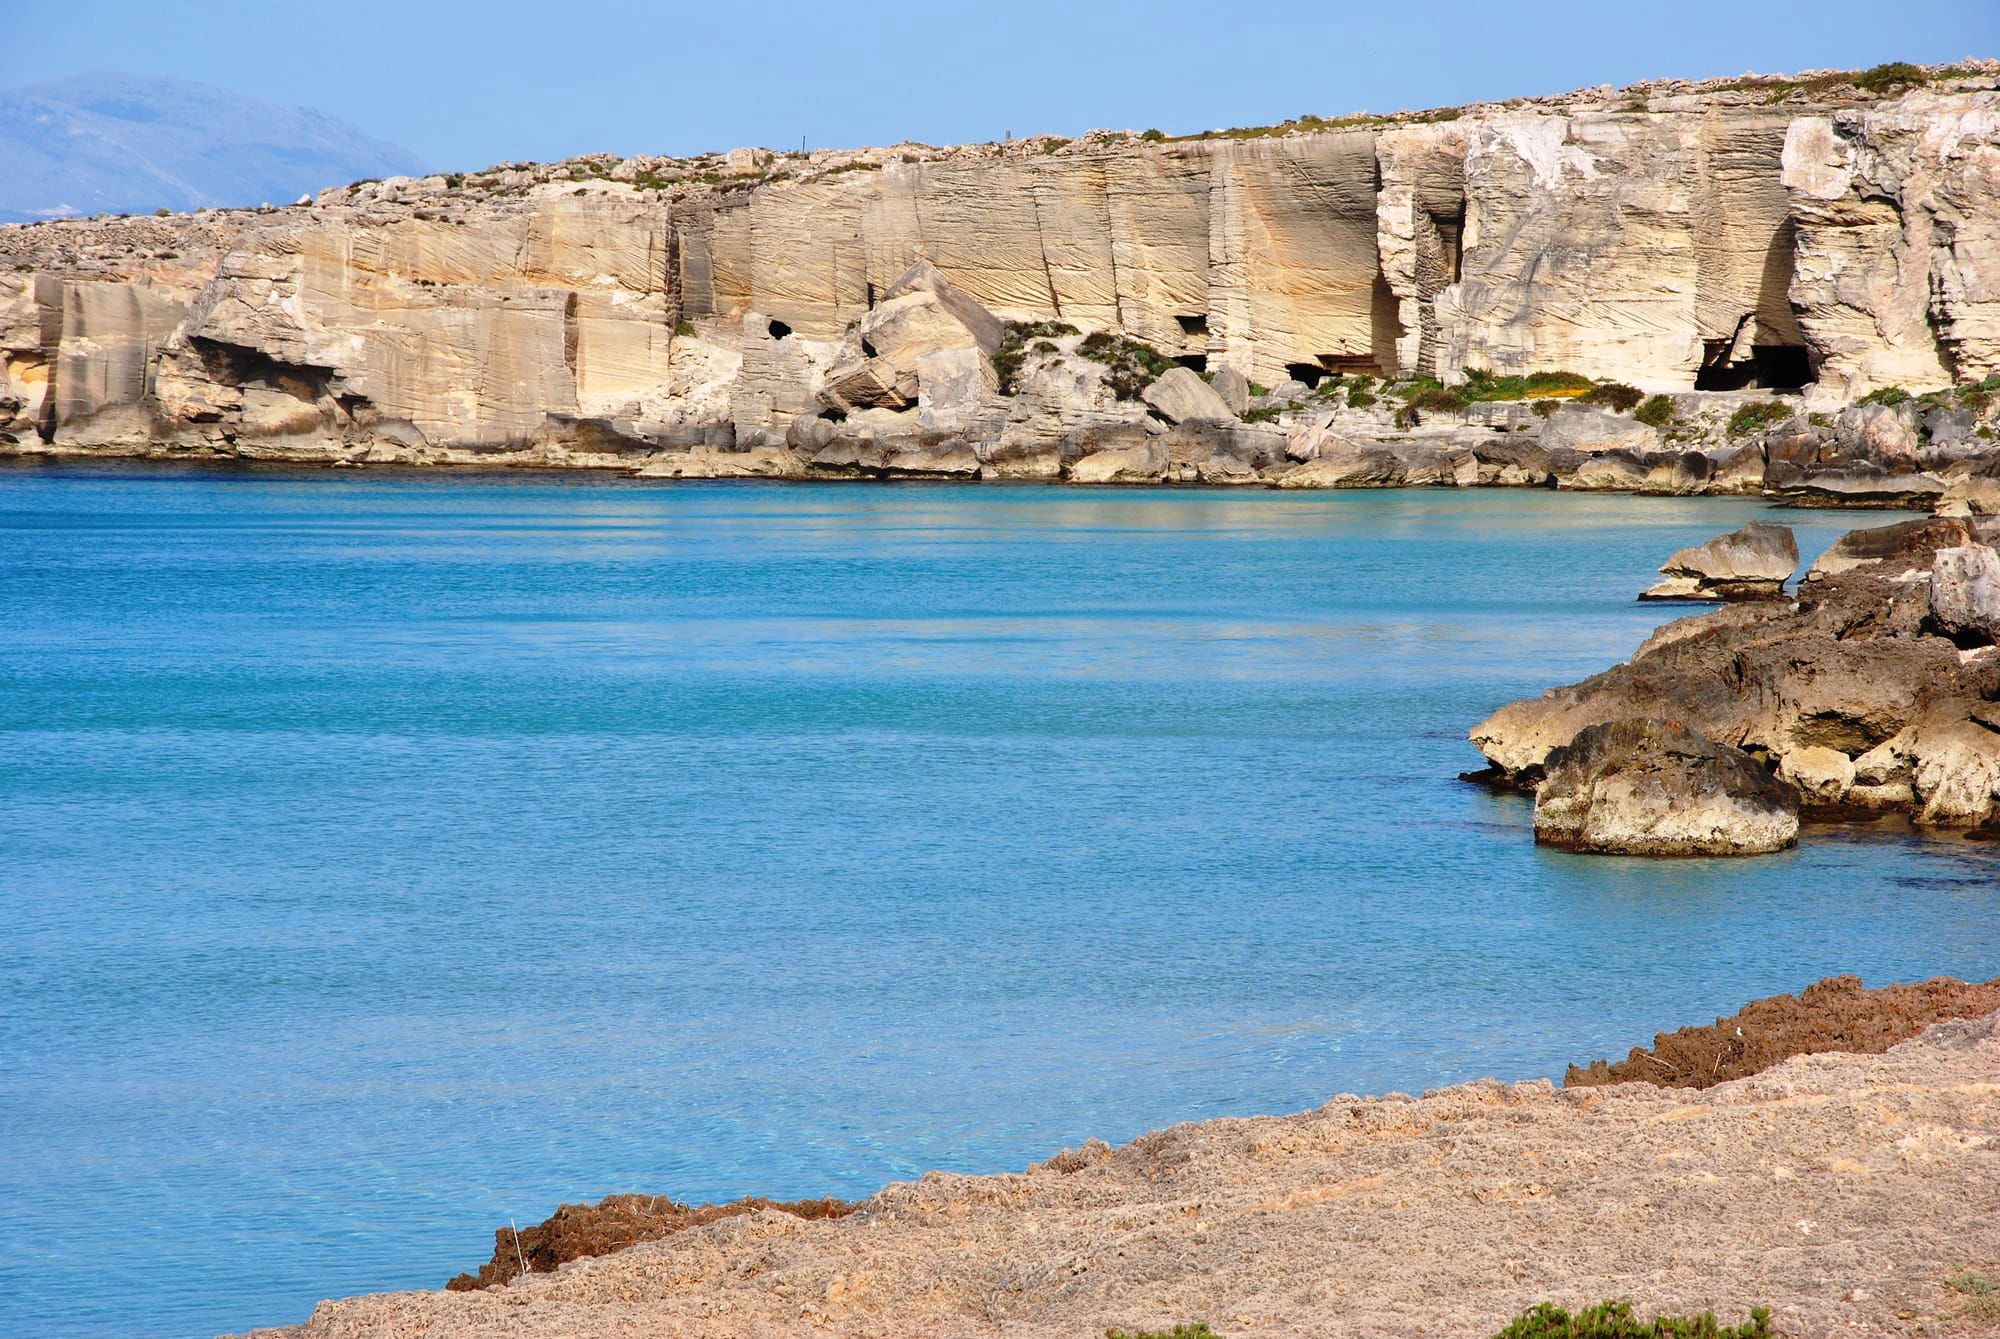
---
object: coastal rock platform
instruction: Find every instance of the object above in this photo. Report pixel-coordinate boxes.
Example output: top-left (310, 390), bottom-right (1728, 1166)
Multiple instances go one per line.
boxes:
top-left (253, 1010), bottom-right (2000, 1339)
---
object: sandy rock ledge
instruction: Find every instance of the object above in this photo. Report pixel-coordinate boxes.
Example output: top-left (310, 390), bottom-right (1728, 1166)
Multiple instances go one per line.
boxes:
top-left (250, 1010), bottom-right (2000, 1339)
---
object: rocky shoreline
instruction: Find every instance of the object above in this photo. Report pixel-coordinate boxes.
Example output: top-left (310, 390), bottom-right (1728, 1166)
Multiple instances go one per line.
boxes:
top-left (243, 983), bottom-right (2000, 1339)
top-left (1468, 514), bottom-right (2000, 854)
top-left (7, 63), bottom-right (1999, 496)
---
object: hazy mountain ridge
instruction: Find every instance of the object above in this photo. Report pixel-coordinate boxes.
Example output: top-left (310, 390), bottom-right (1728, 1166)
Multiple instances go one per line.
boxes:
top-left (0, 71), bottom-right (424, 222)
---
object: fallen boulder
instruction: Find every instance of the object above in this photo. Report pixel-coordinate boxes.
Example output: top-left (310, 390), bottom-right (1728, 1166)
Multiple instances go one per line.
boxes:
top-left (1140, 366), bottom-right (1235, 425)
top-left (1641, 521), bottom-right (1797, 601)
top-left (1530, 719), bottom-right (1799, 856)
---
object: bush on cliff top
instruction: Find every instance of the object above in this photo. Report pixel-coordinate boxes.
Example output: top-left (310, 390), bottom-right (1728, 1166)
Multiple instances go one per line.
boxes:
top-left (1855, 62), bottom-right (1930, 93)
top-left (1106, 1326), bottom-right (1218, 1339)
top-left (1495, 1301), bottom-right (1772, 1338)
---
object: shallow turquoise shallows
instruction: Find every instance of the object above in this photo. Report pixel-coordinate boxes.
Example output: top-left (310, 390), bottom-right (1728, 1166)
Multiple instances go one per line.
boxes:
top-left (3, 461), bottom-right (1996, 1339)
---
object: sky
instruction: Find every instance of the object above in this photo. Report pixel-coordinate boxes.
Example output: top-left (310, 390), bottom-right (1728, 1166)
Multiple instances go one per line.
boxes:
top-left (18, 0), bottom-right (2000, 171)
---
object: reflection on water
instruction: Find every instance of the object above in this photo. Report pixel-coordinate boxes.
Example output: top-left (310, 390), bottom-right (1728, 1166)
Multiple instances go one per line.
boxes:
top-left (1, 462), bottom-right (1992, 1339)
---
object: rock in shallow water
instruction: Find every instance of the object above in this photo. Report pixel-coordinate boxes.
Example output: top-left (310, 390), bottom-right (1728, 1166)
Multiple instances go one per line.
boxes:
top-left (1640, 521), bottom-right (1797, 601)
top-left (1531, 719), bottom-right (1800, 857)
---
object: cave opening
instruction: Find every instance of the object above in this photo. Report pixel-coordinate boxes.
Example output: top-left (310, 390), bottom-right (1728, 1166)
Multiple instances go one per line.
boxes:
top-left (1752, 345), bottom-right (1813, 390)
top-left (1176, 354), bottom-right (1208, 373)
top-left (1175, 313), bottom-right (1208, 336)
top-left (1694, 341), bottom-right (1814, 391)
top-left (861, 338), bottom-right (878, 359)
top-left (1285, 362), bottom-right (1328, 388)
top-left (767, 318), bottom-right (793, 340)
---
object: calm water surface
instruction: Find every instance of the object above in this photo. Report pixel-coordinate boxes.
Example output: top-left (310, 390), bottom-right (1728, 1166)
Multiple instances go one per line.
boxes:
top-left (2, 462), bottom-right (1995, 1339)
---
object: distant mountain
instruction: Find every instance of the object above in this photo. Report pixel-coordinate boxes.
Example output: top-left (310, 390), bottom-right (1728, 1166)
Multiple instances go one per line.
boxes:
top-left (0, 71), bottom-right (426, 222)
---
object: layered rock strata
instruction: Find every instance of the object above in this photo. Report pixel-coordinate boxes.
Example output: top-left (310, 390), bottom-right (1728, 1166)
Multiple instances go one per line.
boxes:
top-left (5, 66), bottom-right (1999, 488)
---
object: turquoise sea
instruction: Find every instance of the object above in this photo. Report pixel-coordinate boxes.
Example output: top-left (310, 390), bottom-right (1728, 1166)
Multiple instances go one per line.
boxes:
top-left (3, 461), bottom-right (1996, 1339)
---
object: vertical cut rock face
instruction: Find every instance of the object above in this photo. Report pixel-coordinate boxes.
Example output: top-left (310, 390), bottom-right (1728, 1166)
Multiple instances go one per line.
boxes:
top-left (2, 73), bottom-right (1996, 460)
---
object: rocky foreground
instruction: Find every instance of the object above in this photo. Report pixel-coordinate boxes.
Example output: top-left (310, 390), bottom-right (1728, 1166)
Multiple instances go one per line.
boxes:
top-left (1470, 515), bottom-right (2000, 854)
top-left (6, 63), bottom-right (1999, 494)
top-left (249, 1003), bottom-right (2000, 1339)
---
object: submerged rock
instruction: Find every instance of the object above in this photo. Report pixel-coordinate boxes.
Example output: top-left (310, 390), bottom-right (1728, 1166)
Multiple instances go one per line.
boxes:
top-left (1640, 521), bottom-right (1797, 601)
top-left (1531, 718), bottom-right (1799, 857)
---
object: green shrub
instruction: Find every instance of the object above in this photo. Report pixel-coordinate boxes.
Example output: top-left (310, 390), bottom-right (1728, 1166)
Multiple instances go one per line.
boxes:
top-left (1493, 1300), bottom-right (1772, 1338)
top-left (1139, 129), bottom-right (1168, 143)
top-left (1457, 367), bottom-right (1596, 403)
top-left (1242, 405), bottom-right (1282, 423)
top-left (1634, 394), bottom-right (1675, 427)
top-left (1727, 400), bottom-right (1791, 437)
top-left (154, 206), bottom-right (172, 217)
top-left (1580, 382), bottom-right (1644, 412)
top-left (1855, 62), bottom-right (1929, 94)
top-left (1946, 1270), bottom-right (1999, 1296)
top-left (990, 319), bottom-right (1081, 394)
top-left (1410, 386), bottom-right (1468, 414)
top-left (1958, 386), bottom-right (1994, 413)
top-left (1532, 399), bottom-right (1561, 419)
top-left (1107, 1325), bottom-right (1218, 1339)
top-left (673, 319), bottom-right (697, 338)
top-left (1075, 330), bottom-right (1175, 400)
top-left (1347, 388), bottom-right (1377, 409)
top-left (1855, 385), bottom-right (1910, 408)
top-left (1247, 381), bottom-right (1271, 398)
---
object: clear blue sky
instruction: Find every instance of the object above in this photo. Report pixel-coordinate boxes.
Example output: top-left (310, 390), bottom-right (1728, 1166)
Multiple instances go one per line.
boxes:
top-left (22, 0), bottom-right (2000, 171)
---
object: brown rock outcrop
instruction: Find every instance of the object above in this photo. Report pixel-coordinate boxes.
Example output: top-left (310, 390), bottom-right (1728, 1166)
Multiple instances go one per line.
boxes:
top-left (1471, 515), bottom-right (2000, 840)
top-left (1566, 972), bottom-right (2000, 1090)
top-left (1529, 719), bottom-right (1799, 856)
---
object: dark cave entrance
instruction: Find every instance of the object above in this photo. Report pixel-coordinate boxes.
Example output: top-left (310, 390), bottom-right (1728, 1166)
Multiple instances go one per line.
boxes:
top-left (767, 318), bottom-right (793, 340)
top-left (1176, 354), bottom-right (1208, 373)
top-left (1175, 313), bottom-right (1208, 337)
top-left (1285, 362), bottom-right (1329, 389)
top-left (1695, 340), bottom-right (1814, 392)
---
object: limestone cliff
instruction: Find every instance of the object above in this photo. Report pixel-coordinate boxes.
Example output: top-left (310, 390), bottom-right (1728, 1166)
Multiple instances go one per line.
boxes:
top-left (3, 63), bottom-right (1997, 481)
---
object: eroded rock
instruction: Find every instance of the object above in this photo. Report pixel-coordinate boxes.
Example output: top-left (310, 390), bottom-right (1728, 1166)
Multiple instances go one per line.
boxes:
top-left (1640, 521), bottom-right (1797, 601)
top-left (1531, 719), bottom-right (1799, 857)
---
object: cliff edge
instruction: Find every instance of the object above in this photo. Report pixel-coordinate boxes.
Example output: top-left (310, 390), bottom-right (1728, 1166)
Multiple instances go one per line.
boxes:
top-left (5, 63), bottom-right (1999, 486)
